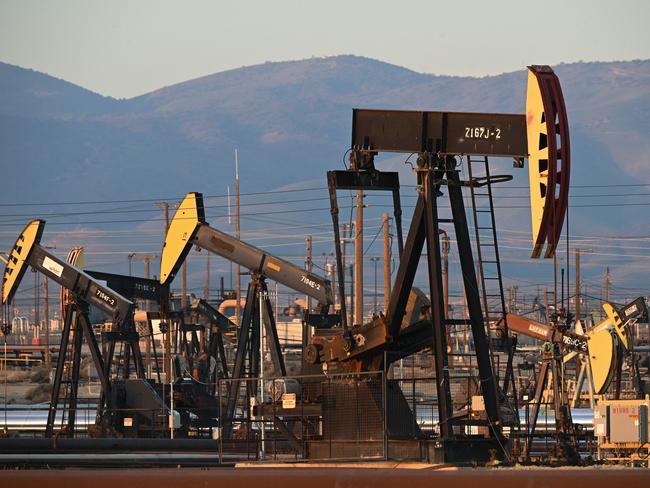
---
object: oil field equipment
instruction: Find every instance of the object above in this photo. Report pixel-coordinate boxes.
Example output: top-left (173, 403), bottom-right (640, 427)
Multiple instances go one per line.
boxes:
top-left (159, 192), bottom-right (339, 438)
top-left (594, 395), bottom-right (650, 465)
top-left (303, 65), bottom-right (570, 463)
top-left (502, 298), bottom-right (647, 460)
top-left (526, 66), bottom-right (570, 259)
top-left (81, 269), bottom-right (233, 435)
top-left (1, 220), bottom-right (175, 437)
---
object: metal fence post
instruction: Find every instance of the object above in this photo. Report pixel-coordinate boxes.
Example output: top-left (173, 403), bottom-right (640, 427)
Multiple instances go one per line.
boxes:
top-left (217, 377), bottom-right (223, 464)
top-left (382, 364), bottom-right (388, 460)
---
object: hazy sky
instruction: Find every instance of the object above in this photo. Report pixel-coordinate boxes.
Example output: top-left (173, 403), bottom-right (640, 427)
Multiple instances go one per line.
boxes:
top-left (1, 0), bottom-right (649, 98)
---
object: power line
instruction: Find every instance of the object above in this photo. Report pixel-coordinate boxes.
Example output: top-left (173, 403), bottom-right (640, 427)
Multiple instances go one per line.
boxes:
top-left (0, 186), bottom-right (324, 207)
top-left (0, 196), bottom-right (332, 221)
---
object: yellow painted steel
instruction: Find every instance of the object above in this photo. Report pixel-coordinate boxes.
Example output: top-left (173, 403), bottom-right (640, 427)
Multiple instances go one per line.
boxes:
top-left (603, 302), bottom-right (629, 350)
top-left (159, 192), bottom-right (203, 285)
top-left (588, 328), bottom-right (618, 395)
top-left (2, 220), bottom-right (44, 304)
top-left (60, 247), bottom-right (85, 321)
top-left (526, 69), bottom-right (549, 258)
top-left (69, 247), bottom-right (85, 269)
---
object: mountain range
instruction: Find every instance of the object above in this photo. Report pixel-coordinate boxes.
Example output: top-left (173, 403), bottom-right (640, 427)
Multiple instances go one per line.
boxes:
top-left (1, 55), bottom-right (649, 298)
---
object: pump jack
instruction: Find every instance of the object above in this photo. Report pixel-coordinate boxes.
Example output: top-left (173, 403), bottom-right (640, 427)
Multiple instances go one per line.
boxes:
top-left (1, 220), bottom-right (173, 437)
top-left (159, 192), bottom-right (338, 438)
top-left (85, 270), bottom-right (235, 432)
top-left (304, 65), bottom-right (570, 462)
top-left (500, 297), bottom-right (647, 462)
top-left (309, 119), bottom-right (527, 451)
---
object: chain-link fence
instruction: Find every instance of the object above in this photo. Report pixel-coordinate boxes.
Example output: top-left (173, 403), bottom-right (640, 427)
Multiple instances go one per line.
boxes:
top-left (214, 371), bottom-right (387, 461)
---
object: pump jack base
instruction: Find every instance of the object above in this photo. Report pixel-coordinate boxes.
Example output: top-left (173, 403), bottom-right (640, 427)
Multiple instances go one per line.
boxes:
top-left (427, 437), bottom-right (509, 465)
top-left (306, 438), bottom-right (508, 465)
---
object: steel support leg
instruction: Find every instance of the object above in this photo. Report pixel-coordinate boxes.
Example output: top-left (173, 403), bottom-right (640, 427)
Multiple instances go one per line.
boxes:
top-left (327, 171), bottom-right (348, 332)
top-left (223, 279), bottom-right (258, 438)
top-left (46, 304), bottom-right (74, 437)
top-left (526, 360), bottom-right (550, 458)
top-left (446, 161), bottom-right (501, 435)
top-left (422, 169), bottom-right (453, 439)
top-left (66, 317), bottom-right (83, 434)
top-left (262, 280), bottom-right (286, 376)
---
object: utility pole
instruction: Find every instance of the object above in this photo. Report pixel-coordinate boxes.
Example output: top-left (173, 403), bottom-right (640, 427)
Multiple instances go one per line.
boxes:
top-left (574, 249), bottom-right (593, 323)
top-left (440, 231), bottom-right (450, 353)
top-left (305, 236), bottom-right (313, 347)
top-left (341, 223), bottom-right (349, 323)
top-left (382, 213), bottom-right (391, 314)
top-left (348, 223), bottom-right (354, 327)
top-left (604, 266), bottom-right (610, 303)
top-left (441, 231), bottom-right (450, 319)
top-left (370, 257), bottom-right (380, 314)
top-left (204, 254), bottom-right (210, 301)
top-left (127, 252), bottom-right (135, 276)
top-left (155, 202), bottom-right (170, 234)
top-left (155, 202), bottom-right (171, 378)
top-left (235, 150), bottom-right (241, 326)
top-left (354, 191), bottom-right (363, 325)
top-left (305, 236), bottom-right (313, 313)
top-left (131, 253), bottom-right (158, 306)
top-left (326, 262), bottom-right (337, 309)
top-left (131, 253), bottom-right (159, 372)
top-left (33, 269), bottom-right (39, 337)
top-left (144, 255), bottom-right (151, 371)
top-left (44, 276), bottom-right (50, 365)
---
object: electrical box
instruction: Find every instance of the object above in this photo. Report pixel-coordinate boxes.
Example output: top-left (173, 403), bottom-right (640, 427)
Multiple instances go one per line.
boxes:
top-left (609, 404), bottom-right (648, 443)
top-left (593, 403), bottom-right (607, 438)
top-left (595, 395), bottom-right (650, 465)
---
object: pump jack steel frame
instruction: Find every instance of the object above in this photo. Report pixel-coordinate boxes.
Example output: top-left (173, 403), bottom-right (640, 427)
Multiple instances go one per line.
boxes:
top-left (526, 66), bottom-right (571, 258)
top-left (1, 220), bottom-right (147, 438)
top-left (221, 274), bottom-right (286, 438)
top-left (321, 108), bottom-right (533, 448)
top-left (524, 346), bottom-right (580, 464)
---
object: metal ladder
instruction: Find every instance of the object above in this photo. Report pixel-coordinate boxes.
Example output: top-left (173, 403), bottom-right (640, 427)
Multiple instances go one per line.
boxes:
top-left (466, 156), bottom-right (519, 424)
top-left (48, 316), bottom-right (83, 437)
top-left (466, 156), bottom-right (508, 338)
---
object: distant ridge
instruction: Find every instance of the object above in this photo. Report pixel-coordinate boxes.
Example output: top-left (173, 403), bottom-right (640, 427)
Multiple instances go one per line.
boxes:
top-left (0, 55), bottom-right (649, 225)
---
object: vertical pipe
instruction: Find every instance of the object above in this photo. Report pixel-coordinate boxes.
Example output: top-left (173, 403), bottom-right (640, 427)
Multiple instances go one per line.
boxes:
top-left (44, 276), bottom-right (50, 365)
top-left (305, 236), bottom-right (312, 347)
top-left (205, 253), bottom-right (210, 301)
top-left (575, 250), bottom-right (581, 322)
top-left (383, 213), bottom-right (391, 314)
top-left (354, 191), bottom-right (363, 325)
top-left (235, 150), bottom-right (241, 326)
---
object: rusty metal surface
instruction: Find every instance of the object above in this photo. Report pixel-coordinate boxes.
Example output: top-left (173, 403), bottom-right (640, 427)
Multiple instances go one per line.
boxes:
top-left (3, 467), bottom-right (650, 488)
top-left (351, 109), bottom-right (527, 157)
